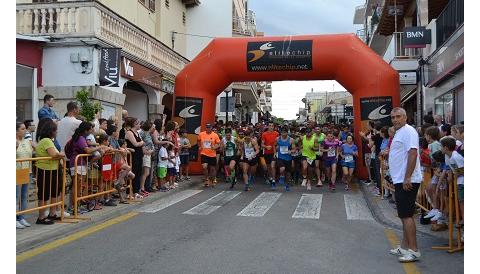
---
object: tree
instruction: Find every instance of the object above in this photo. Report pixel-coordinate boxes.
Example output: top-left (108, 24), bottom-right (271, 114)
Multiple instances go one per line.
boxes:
top-left (75, 89), bottom-right (102, 122)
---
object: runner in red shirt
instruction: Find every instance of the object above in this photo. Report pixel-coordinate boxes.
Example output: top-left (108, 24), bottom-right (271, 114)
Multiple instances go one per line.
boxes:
top-left (261, 122), bottom-right (279, 186)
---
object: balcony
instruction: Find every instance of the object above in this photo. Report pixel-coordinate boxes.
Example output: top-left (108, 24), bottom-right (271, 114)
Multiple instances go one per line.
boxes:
top-left (392, 32), bottom-right (422, 59)
top-left (182, 0), bottom-right (201, 8)
top-left (436, 0), bottom-right (463, 48)
top-left (16, 0), bottom-right (189, 79)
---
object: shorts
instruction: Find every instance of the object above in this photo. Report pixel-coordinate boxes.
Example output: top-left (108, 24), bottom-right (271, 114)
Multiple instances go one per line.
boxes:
top-left (457, 184), bottom-right (464, 202)
top-left (264, 153), bottom-right (275, 164)
top-left (394, 183), bottom-right (420, 218)
top-left (324, 158), bottom-right (337, 167)
top-left (277, 158), bottom-right (292, 171)
top-left (36, 168), bottom-right (61, 201)
top-left (315, 154), bottom-right (322, 161)
top-left (302, 156), bottom-right (316, 168)
top-left (70, 165), bottom-right (87, 176)
top-left (180, 154), bottom-right (190, 166)
top-left (224, 156), bottom-right (237, 165)
top-left (167, 167), bottom-right (177, 176)
top-left (341, 161), bottom-right (355, 169)
top-left (201, 155), bottom-right (217, 167)
top-left (156, 167), bottom-right (167, 179)
top-left (244, 157), bottom-right (258, 166)
top-left (142, 155), bottom-right (151, 168)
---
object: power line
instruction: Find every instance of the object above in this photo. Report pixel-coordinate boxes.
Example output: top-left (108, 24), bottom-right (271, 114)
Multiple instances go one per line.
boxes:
top-left (172, 31), bottom-right (216, 39)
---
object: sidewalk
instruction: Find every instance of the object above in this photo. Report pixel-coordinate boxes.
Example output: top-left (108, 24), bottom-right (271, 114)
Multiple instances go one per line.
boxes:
top-left (359, 180), bottom-right (450, 241)
top-left (16, 176), bottom-right (202, 254)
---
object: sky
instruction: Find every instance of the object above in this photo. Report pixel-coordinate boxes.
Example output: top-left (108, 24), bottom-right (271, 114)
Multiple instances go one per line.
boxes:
top-left (249, 0), bottom-right (365, 120)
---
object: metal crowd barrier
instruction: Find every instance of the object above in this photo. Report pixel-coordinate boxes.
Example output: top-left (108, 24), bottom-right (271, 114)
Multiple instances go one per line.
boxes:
top-left (68, 151), bottom-right (140, 220)
top-left (16, 157), bottom-right (67, 221)
top-left (379, 156), bottom-right (464, 253)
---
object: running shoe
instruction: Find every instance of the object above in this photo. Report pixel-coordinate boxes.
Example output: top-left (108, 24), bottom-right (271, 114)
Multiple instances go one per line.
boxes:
top-left (301, 178), bottom-right (307, 187)
top-left (271, 182), bottom-right (276, 191)
top-left (307, 182), bottom-right (312, 191)
top-left (424, 208), bottom-right (439, 219)
top-left (331, 183), bottom-right (336, 191)
top-left (398, 249), bottom-right (421, 262)
top-left (285, 185), bottom-right (290, 192)
top-left (389, 246), bottom-right (409, 256)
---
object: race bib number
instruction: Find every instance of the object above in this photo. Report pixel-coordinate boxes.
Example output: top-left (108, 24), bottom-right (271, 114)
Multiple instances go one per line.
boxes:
top-left (226, 149), bottom-right (234, 157)
top-left (280, 146), bottom-right (289, 154)
top-left (344, 155), bottom-right (353, 162)
top-left (307, 158), bottom-right (314, 165)
top-left (203, 141), bottom-right (211, 149)
top-left (370, 153), bottom-right (376, 160)
top-left (327, 149), bottom-right (336, 157)
top-left (245, 148), bottom-right (255, 160)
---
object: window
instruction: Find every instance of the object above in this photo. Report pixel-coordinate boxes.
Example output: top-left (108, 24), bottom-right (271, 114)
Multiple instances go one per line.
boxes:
top-left (165, 0), bottom-right (170, 9)
top-left (138, 0), bottom-right (155, 12)
top-left (434, 91), bottom-right (454, 124)
top-left (182, 12), bottom-right (186, 25)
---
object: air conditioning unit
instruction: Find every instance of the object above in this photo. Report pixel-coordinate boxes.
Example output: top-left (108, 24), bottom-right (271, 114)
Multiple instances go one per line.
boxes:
top-left (235, 93), bottom-right (242, 107)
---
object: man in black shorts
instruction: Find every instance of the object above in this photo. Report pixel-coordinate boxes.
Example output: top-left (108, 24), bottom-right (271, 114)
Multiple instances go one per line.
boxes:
top-left (388, 107), bottom-right (423, 263)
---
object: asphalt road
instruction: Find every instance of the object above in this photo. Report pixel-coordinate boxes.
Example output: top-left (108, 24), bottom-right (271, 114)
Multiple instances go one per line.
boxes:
top-left (17, 181), bottom-right (463, 274)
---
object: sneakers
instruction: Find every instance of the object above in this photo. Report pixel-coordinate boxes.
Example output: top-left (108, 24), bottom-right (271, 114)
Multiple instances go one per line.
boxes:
top-left (19, 219), bottom-right (31, 227)
top-left (306, 182), bottom-right (312, 191)
top-left (301, 178), bottom-right (307, 187)
top-left (271, 182), bottom-right (276, 191)
top-left (285, 185), bottom-right (290, 192)
top-left (104, 199), bottom-right (118, 206)
top-left (16, 221), bottom-right (25, 229)
top-left (431, 211), bottom-right (443, 222)
top-left (389, 246), bottom-right (408, 256)
top-left (398, 249), bottom-right (421, 262)
top-left (424, 208), bottom-right (439, 219)
top-left (56, 210), bottom-right (71, 217)
top-left (36, 217), bottom-right (54, 225)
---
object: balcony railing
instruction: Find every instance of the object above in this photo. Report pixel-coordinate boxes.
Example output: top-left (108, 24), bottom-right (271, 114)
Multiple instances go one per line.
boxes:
top-left (16, 1), bottom-right (188, 78)
top-left (436, 0), bottom-right (464, 47)
top-left (393, 32), bottom-right (422, 59)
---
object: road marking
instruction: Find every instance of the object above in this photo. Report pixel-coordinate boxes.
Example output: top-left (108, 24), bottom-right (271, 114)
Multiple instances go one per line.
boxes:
top-left (384, 229), bottom-right (422, 274)
top-left (344, 194), bottom-right (374, 220)
top-left (292, 194), bottom-right (323, 219)
top-left (137, 190), bottom-right (203, 213)
top-left (17, 212), bottom-right (138, 263)
top-left (183, 191), bottom-right (241, 215)
top-left (237, 192), bottom-right (282, 217)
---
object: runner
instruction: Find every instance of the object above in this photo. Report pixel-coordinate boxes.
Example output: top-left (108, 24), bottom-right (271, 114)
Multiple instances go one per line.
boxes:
top-left (321, 131), bottom-right (341, 191)
top-left (261, 122), bottom-right (279, 187)
top-left (239, 129), bottom-right (260, 191)
top-left (290, 128), bottom-right (302, 184)
top-left (275, 126), bottom-right (295, 191)
top-left (340, 134), bottom-right (358, 191)
top-left (300, 127), bottom-right (318, 191)
top-left (220, 128), bottom-right (238, 189)
top-left (198, 123), bottom-right (220, 187)
top-left (314, 126), bottom-right (326, 187)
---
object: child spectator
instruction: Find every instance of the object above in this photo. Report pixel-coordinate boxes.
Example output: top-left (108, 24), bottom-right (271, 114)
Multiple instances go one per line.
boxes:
top-left (156, 140), bottom-right (169, 192)
top-left (167, 143), bottom-right (177, 189)
top-left (86, 123), bottom-right (102, 164)
top-left (115, 139), bottom-right (135, 203)
top-left (440, 136), bottom-right (464, 227)
top-left (96, 134), bottom-right (117, 207)
top-left (179, 129), bottom-right (191, 181)
top-left (451, 124), bottom-right (464, 156)
top-left (424, 126), bottom-right (442, 220)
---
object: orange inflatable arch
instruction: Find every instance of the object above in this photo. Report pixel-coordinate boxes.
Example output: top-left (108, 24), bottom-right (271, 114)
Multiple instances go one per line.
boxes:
top-left (173, 34), bottom-right (399, 179)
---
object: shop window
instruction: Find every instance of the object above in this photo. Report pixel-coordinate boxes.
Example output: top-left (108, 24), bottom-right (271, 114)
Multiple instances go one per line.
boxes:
top-left (434, 91), bottom-right (454, 124)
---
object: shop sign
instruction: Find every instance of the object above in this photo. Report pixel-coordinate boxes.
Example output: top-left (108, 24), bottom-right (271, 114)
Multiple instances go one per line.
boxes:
top-left (246, 40), bottom-right (312, 72)
top-left (99, 48), bottom-right (121, 87)
top-left (162, 79), bottom-right (175, 94)
top-left (403, 27), bottom-right (431, 48)
top-left (426, 33), bottom-right (464, 87)
top-left (399, 71), bottom-right (417, 85)
top-left (174, 97), bottom-right (203, 161)
top-left (360, 96), bottom-right (393, 129)
top-left (121, 57), bottom-right (163, 90)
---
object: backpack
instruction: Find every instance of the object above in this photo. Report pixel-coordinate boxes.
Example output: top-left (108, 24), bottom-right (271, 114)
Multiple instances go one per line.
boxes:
top-left (64, 139), bottom-right (74, 160)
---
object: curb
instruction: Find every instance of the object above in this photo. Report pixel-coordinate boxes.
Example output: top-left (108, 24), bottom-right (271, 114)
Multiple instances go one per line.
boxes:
top-left (358, 180), bottom-right (446, 240)
top-left (16, 178), bottom-right (202, 254)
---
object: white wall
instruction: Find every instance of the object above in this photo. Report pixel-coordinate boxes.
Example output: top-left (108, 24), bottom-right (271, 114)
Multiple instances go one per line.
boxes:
top-left (42, 46), bottom-right (98, 87)
top-left (185, 0), bottom-right (232, 60)
top-left (123, 88), bottom-right (149, 122)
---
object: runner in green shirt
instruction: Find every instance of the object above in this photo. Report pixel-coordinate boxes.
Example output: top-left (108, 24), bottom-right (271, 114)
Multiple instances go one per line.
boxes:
top-left (314, 126), bottom-right (326, 187)
top-left (300, 127), bottom-right (318, 191)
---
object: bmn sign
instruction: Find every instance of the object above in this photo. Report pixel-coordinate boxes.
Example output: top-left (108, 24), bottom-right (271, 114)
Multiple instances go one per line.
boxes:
top-left (403, 27), bottom-right (431, 48)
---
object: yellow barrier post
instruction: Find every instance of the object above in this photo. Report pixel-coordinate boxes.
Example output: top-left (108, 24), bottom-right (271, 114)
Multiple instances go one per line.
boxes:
top-left (432, 175), bottom-right (463, 253)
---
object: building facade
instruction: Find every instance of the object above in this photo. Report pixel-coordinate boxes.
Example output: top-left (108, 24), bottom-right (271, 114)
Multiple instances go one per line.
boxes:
top-left (16, 0), bottom-right (197, 125)
top-left (354, 0), bottom-right (463, 125)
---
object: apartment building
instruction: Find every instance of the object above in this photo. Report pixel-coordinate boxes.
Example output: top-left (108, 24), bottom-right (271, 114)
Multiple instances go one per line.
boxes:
top-left (354, 0), bottom-right (463, 124)
top-left (16, 0), bottom-right (199, 124)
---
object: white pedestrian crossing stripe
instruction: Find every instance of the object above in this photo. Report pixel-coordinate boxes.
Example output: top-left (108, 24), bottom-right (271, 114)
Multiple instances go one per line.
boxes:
top-left (292, 194), bottom-right (323, 219)
top-left (237, 192), bottom-right (282, 217)
top-left (344, 194), bottom-right (374, 220)
top-left (137, 190), bottom-right (203, 213)
top-left (183, 191), bottom-right (241, 215)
